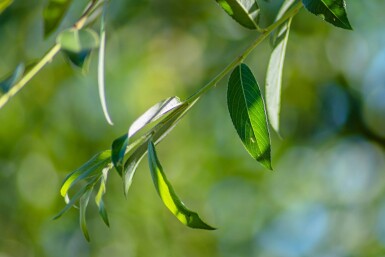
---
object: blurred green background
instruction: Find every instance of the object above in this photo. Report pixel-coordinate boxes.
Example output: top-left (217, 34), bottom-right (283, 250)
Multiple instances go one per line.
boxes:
top-left (1, 0), bottom-right (385, 256)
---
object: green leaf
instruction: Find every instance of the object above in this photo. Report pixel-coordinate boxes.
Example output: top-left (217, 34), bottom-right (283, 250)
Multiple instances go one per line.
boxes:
top-left (80, 187), bottom-right (93, 241)
top-left (98, 1), bottom-right (114, 125)
top-left (265, 0), bottom-right (294, 134)
top-left (302, 0), bottom-right (352, 30)
top-left (0, 63), bottom-right (24, 93)
top-left (227, 64), bottom-right (272, 169)
top-left (216, 0), bottom-right (261, 30)
top-left (60, 150), bottom-right (111, 197)
top-left (122, 144), bottom-right (147, 196)
top-left (129, 97), bottom-right (183, 138)
top-left (95, 167), bottom-right (110, 227)
top-left (147, 140), bottom-right (215, 230)
top-left (56, 28), bottom-right (99, 53)
top-left (0, 0), bottom-right (13, 14)
top-left (43, 0), bottom-right (73, 37)
top-left (111, 134), bottom-right (129, 175)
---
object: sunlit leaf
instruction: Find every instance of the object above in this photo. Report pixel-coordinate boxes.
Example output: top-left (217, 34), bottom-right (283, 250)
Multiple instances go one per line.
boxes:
top-left (215, 0), bottom-right (261, 30)
top-left (111, 134), bottom-right (129, 175)
top-left (265, 0), bottom-right (295, 134)
top-left (129, 97), bottom-right (183, 138)
top-left (0, 63), bottom-right (24, 93)
top-left (43, 0), bottom-right (73, 37)
top-left (80, 187), bottom-right (93, 241)
top-left (98, 1), bottom-right (114, 125)
top-left (122, 143), bottom-right (147, 196)
top-left (302, 0), bottom-right (352, 30)
top-left (60, 150), bottom-right (111, 197)
top-left (147, 140), bottom-right (215, 230)
top-left (227, 64), bottom-right (272, 169)
top-left (0, 0), bottom-right (13, 14)
top-left (95, 167), bottom-right (110, 227)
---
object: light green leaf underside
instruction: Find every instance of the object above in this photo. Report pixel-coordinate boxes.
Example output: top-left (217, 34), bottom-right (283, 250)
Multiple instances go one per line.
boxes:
top-left (80, 187), bottom-right (93, 241)
top-left (302, 0), bottom-right (352, 30)
top-left (95, 167), bottom-right (110, 227)
top-left (265, 0), bottom-right (295, 134)
top-left (0, 0), bottom-right (13, 14)
top-left (0, 63), bottom-right (24, 93)
top-left (216, 0), bottom-right (261, 30)
top-left (227, 64), bottom-right (272, 170)
top-left (43, 0), bottom-right (73, 37)
top-left (147, 140), bottom-right (215, 230)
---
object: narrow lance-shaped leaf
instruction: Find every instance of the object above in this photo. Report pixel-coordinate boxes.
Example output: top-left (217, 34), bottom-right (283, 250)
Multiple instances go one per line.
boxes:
top-left (60, 150), bottom-right (111, 197)
top-left (302, 0), bottom-right (352, 30)
top-left (265, 0), bottom-right (295, 134)
top-left (0, 63), bottom-right (24, 93)
top-left (95, 167), bottom-right (110, 227)
top-left (216, 0), bottom-right (261, 30)
top-left (79, 187), bottom-right (93, 241)
top-left (227, 64), bottom-right (272, 169)
top-left (0, 0), bottom-right (13, 14)
top-left (43, 0), bottom-right (73, 37)
top-left (98, 1), bottom-right (114, 125)
top-left (147, 140), bottom-right (215, 230)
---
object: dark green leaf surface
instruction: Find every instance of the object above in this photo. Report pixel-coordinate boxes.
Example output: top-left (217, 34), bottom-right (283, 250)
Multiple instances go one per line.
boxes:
top-left (227, 64), bottom-right (272, 169)
top-left (43, 0), bottom-right (72, 37)
top-left (302, 0), bottom-right (352, 29)
top-left (0, 0), bottom-right (13, 14)
top-left (265, 0), bottom-right (295, 134)
top-left (0, 63), bottom-right (24, 93)
top-left (148, 140), bottom-right (215, 230)
top-left (216, 0), bottom-right (261, 29)
top-left (111, 134), bottom-right (129, 175)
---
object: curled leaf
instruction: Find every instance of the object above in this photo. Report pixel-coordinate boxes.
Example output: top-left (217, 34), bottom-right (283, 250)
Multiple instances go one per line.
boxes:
top-left (148, 140), bottom-right (215, 230)
top-left (95, 167), bottom-right (110, 227)
top-left (80, 187), bottom-right (93, 241)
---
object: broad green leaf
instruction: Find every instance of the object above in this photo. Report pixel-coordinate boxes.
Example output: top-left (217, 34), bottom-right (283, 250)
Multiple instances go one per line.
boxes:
top-left (0, 0), bottom-right (13, 14)
top-left (147, 140), bottom-right (215, 230)
top-left (111, 134), bottom-right (129, 175)
top-left (80, 187), bottom-right (93, 241)
top-left (43, 0), bottom-right (73, 37)
top-left (56, 28), bottom-right (99, 53)
top-left (98, 2), bottom-right (113, 125)
top-left (302, 0), bottom-right (352, 30)
top-left (129, 97), bottom-right (183, 138)
top-left (216, 0), bottom-right (261, 30)
top-left (227, 64), bottom-right (272, 169)
top-left (95, 167), bottom-right (110, 227)
top-left (0, 63), bottom-right (24, 93)
top-left (265, 0), bottom-right (294, 134)
top-left (60, 150), bottom-right (111, 197)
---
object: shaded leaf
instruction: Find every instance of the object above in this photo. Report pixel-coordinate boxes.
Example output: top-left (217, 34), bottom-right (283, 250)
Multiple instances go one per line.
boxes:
top-left (98, 1), bottom-right (114, 125)
top-left (129, 97), bottom-right (183, 138)
top-left (95, 167), bottom-right (110, 227)
top-left (60, 150), bottom-right (111, 197)
top-left (227, 64), bottom-right (272, 169)
top-left (80, 187), bottom-right (93, 241)
top-left (0, 0), bottom-right (13, 14)
top-left (147, 140), bottom-right (215, 230)
top-left (216, 0), bottom-right (261, 30)
top-left (43, 0), bottom-right (73, 37)
top-left (122, 144), bottom-right (147, 196)
top-left (265, 0), bottom-right (295, 134)
top-left (0, 63), bottom-right (24, 93)
top-left (302, 0), bottom-right (352, 30)
top-left (111, 134), bottom-right (129, 175)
